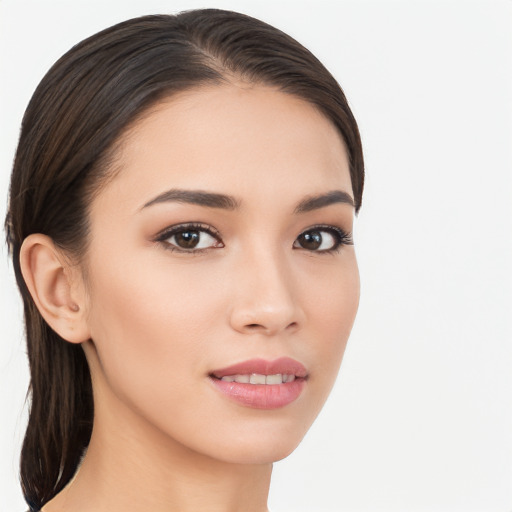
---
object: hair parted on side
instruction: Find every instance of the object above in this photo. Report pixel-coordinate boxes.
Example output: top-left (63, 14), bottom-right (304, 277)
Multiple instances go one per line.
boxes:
top-left (5, 9), bottom-right (364, 511)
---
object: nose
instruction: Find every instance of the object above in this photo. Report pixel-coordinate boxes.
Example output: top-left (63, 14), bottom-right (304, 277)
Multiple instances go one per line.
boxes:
top-left (228, 249), bottom-right (304, 336)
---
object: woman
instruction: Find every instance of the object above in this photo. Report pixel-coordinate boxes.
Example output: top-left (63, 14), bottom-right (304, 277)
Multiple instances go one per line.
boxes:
top-left (6, 9), bottom-right (363, 512)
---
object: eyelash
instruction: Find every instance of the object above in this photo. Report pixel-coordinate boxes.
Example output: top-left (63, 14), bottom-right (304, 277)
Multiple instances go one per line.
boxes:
top-left (154, 223), bottom-right (353, 254)
top-left (154, 223), bottom-right (223, 254)
top-left (294, 225), bottom-right (353, 254)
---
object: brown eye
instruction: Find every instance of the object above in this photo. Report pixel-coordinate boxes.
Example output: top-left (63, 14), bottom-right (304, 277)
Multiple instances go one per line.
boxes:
top-left (297, 231), bottom-right (323, 250)
top-left (158, 224), bottom-right (223, 252)
top-left (293, 227), bottom-right (347, 252)
top-left (174, 230), bottom-right (201, 248)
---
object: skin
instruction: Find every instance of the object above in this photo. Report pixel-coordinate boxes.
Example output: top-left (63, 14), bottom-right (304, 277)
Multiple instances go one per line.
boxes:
top-left (32, 83), bottom-right (359, 512)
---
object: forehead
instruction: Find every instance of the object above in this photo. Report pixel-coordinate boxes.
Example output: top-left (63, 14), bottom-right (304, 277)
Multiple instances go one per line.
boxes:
top-left (94, 84), bottom-right (352, 212)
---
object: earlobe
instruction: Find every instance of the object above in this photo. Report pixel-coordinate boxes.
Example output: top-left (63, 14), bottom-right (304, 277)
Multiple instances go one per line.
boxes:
top-left (20, 234), bottom-right (90, 344)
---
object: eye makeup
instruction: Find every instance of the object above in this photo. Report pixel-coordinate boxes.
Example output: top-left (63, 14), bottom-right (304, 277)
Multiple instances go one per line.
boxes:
top-left (293, 224), bottom-right (353, 254)
top-left (153, 221), bottom-right (352, 255)
top-left (154, 222), bottom-right (224, 253)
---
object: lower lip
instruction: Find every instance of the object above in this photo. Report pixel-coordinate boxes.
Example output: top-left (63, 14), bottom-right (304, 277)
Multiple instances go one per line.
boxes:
top-left (210, 377), bottom-right (306, 409)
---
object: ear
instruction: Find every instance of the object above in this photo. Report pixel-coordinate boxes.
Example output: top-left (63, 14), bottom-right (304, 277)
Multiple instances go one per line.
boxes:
top-left (20, 234), bottom-right (90, 344)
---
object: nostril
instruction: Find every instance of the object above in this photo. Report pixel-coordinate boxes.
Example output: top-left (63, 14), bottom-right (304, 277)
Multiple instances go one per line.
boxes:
top-left (243, 321), bottom-right (298, 334)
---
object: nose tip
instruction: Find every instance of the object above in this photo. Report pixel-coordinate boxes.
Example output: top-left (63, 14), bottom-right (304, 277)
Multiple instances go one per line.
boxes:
top-left (228, 262), bottom-right (303, 336)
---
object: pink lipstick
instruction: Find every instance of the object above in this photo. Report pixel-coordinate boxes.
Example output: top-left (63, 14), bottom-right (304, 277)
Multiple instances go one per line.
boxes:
top-left (210, 357), bottom-right (307, 409)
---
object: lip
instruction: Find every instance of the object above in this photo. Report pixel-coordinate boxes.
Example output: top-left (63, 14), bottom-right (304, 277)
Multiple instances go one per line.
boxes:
top-left (211, 357), bottom-right (308, 379)
top-left (210, 357), bottom-right (307, 410)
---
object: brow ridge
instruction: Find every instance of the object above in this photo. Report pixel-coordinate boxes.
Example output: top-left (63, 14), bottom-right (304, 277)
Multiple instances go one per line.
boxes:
top-left (294, 190), bottom-right (355, 213)
top-left (142, 189), bottom-right (240, 210)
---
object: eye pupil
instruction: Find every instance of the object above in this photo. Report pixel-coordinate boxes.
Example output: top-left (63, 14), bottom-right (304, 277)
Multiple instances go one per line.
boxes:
top-left (298, 231), bottom-right (322, 250)
top-left (176, 230), bottom-right (200, 248)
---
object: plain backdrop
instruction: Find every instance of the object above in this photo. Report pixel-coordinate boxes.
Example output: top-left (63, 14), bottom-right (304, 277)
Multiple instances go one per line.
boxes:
top-left (1, 1), bottom-right (511, 511)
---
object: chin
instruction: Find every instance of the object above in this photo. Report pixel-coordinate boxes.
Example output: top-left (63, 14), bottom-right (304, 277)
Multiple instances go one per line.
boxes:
top-left (191, 412), bottom-right (316, 466)
top-left (214, 434), bottom-right (304, 465)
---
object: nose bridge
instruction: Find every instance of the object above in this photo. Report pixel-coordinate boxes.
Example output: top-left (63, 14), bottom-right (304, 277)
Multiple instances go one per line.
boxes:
top-left (229, 241), bottom-right (302, 335)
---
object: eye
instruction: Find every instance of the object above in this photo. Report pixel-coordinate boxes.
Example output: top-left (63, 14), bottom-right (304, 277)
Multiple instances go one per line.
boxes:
top-left (293, 226), bottom-right (352, 253)
top-left (155, 223), bottom-right (223, 252)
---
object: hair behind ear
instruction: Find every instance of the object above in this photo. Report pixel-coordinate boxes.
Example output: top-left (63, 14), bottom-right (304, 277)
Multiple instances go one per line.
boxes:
top-left (17, 235), bottom-right (93, 509)
top-left (21, 302), bottom-right (93, 510)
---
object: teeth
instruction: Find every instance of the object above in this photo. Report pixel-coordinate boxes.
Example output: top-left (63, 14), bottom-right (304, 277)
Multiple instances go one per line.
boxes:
top-left (265, 374), bottom-right (282, 385)
top-left (250, 374), bottom-right (267, 384)
top-left (220, 373), bottom-right (296, 384)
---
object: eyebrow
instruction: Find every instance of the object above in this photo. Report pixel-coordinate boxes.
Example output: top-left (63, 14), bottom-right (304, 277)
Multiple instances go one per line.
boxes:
top-left (141, 188), bottom-right (354, 212)
top-left (294, 190), bottom-right (354, 213)
top-left (142, 189), bottom-right (240, 210)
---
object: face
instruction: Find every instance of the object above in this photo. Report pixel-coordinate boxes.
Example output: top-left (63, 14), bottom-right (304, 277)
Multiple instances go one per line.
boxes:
top-left (79, 84), bottom-right (359, 464)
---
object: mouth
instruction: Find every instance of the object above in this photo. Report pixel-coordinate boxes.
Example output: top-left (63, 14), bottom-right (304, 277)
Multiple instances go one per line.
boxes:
top-left (213, 373), bottom-right (298, 384)
top-left (209, 357), bottom-right (307, 409)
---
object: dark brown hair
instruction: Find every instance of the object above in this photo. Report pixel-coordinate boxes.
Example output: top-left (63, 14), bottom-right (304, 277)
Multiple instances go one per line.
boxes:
top-left (5, 9), bottom-right (364, 511)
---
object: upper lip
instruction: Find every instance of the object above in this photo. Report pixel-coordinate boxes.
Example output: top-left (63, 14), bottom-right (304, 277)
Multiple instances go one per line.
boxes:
top-left (211, 357), bottom-right (308, 379)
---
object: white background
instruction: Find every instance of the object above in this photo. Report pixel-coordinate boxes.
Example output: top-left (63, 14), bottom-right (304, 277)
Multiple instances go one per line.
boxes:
top-left (1, 1), bottom-right (511, 511)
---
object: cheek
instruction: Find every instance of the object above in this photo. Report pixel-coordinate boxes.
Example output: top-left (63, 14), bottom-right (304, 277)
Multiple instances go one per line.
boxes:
top-left (88, 248), bottom-right (221, 335)
top-left (83, 253), bottom-right (225, 405)
top-left (304, 256), bottom-right (360, 387)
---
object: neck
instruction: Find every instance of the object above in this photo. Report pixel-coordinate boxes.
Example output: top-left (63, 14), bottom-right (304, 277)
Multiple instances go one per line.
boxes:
top-left (43, 371), bottom-right (272, 512)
